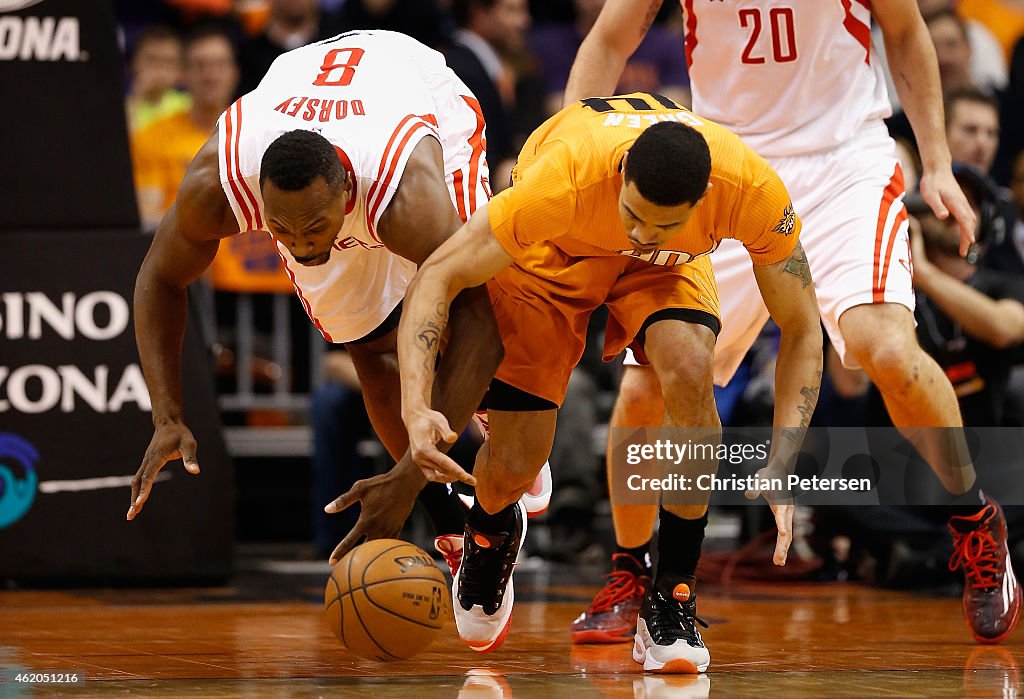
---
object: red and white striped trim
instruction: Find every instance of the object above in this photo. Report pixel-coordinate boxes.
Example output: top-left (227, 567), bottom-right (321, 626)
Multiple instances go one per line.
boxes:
top-left (275, 247), bottom-right (333, 342)
top-left (222, 99), bottom-right (263, 231)
top-left (364, 114), bottom-right (440, 241)
top-left (872, 162), bottom-right (907, 303)
top-left (682, 0), bottom-right (698, 70)
top-left (458, 95), bottom-right (487, 220)
top-left (841, 0), bottom-right (872, 65)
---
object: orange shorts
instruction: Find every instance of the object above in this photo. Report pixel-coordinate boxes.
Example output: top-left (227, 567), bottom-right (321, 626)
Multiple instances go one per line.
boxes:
top-left (488, 242), bottom-right (721, 406)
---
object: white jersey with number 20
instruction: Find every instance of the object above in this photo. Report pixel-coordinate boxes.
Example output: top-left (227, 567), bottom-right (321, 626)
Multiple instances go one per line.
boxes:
top-left (682, 0), bottom-right (891, 158)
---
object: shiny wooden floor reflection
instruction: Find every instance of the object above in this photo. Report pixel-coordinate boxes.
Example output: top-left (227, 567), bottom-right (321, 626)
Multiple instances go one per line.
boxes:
top-left (1, 581), bottom-right (1020, 697)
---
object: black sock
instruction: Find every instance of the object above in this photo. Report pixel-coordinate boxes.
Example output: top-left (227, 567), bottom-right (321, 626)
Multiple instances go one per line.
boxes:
top-left (948, 486), bottom-right (988, 519)
top-left (417, 482), bottom-right (465, 536)
top-left (656, 509), bottom-right (708, 579)
top-left (615, 541), bottom-right (653, 572)
top-left (468, 501), bottom-right (516, 533)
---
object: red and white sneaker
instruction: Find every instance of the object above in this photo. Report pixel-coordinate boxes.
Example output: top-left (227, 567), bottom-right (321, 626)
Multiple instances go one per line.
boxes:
top-left (434, 534), bottom-right (464, 577)
top-left (948, 494), bottom-right (1022, 644)
top-left (453, 501), bottom-right (527, 652)
top-left (458, 461), bottom-right (552, 519)
top-left (571, 553), bottom-right (651, 643)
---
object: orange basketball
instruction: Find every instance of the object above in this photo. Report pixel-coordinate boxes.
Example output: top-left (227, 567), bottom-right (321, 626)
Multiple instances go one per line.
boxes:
top-left (324, 539), bottom-right (450, 661)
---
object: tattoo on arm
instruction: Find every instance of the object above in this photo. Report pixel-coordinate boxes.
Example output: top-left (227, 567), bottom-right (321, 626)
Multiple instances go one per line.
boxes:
top-left (781, 370), bottom-right (822, 445)
top-left (782, 242), bottom-right (813, 289)
top-left (415, 301), bottom-right (449, 370)
top-left (639, 0), bottom-right (660, 36)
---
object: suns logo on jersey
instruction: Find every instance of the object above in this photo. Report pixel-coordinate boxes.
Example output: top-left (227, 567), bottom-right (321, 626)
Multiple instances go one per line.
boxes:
top-left (617, 241), bottom-right (719, 267)
top-left (772, 204), bottom-right (796, 237)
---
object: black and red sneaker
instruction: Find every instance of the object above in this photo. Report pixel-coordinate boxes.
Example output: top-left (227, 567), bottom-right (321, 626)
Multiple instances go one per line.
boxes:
top-left (948, 495), bottom-right (1022, 644)
top-left (571, 553), bottom-right (652, 643)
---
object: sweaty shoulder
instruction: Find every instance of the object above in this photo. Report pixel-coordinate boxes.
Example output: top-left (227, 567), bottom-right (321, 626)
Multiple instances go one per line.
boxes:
top-left (174, 131), bottom-right (239, 242)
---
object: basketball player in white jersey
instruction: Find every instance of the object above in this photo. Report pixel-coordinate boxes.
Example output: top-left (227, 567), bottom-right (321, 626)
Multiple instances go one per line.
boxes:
top-left (564, 0), bottom-right (1019, 666)
top-left (126, 30), bottom-right (550, 572)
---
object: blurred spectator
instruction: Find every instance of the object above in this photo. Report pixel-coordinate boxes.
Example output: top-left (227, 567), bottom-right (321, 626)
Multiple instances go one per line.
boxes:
top-left (237, 0), bottom-right (325, 96)
top-left (131, 25), bottom-right (238, 231)
top-left (943, 90), bottom-right (1024, 275)
top-left (957, 0), bottom-right (1024, 61)
top-left (125, 25), bottom-right (189, 133)
top-left (330, 0), bottom-right (451, 50)
top-left (946, 87), bottom-right (1001, 173)
top-left (529, 0), bottom-right (688, 115)
top-left (868, 166), bottom-right (1024, 426)
top-left (927, 9), bottom-right (982, 95)
top-left (899, 1), bottom-right (1009, 98)
top-left (994, 34), bottom-right (1024, 184)
top-left (445, 0), bottom-right (531, 181)
top-left (310, 351), bottom-right (374, 558)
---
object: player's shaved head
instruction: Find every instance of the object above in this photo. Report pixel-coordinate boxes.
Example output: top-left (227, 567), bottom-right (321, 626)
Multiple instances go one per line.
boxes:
top-left (624, 122), bottom-right (711, 207)
top-left (260, 129), bottom-right (347, 192)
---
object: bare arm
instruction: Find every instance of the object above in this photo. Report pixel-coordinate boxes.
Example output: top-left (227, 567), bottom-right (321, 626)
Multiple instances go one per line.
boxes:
top-left (749, 241), bottom-right (824, 565)
top-left (377, 137), bottom-right (504, 476)
top-left (875, 0), bottom-right (977, 254)
top-left (563, 0), bottom-right (662, 105)
top-left (396, 206), bottom-right (514, 473)
top-left (129, 132), bottom-right (239, 519)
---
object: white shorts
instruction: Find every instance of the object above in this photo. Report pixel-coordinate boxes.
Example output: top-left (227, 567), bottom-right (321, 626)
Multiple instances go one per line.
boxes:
top-left (625, 121), bottom-right (912, 380)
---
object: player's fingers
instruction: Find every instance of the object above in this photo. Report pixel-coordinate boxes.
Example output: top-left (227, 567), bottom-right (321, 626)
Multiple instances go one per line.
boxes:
top-left (773, 505), bottom-right (793, 566)
top-left (180, 436), bottom-right (200, 474)
top-left (324, 483), bottom-right (363, 514)
top-left (128, 471), bottom-right (142, 520)
top-left (329, 524), bottom-right (366, 565)
top-left (426, 452), bottom-right (476, 486)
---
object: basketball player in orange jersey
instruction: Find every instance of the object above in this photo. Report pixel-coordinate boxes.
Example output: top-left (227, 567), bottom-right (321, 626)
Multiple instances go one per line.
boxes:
top-left (126, 30), bottom-right (551, 573)
top-left (395, 101), bottom-right (823, 669)
top-left (566, 0), bottom-right (1019, 647)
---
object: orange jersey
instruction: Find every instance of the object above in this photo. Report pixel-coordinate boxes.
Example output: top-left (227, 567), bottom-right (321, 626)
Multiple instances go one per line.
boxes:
top-left (488, 93), bottom-right (800, 267)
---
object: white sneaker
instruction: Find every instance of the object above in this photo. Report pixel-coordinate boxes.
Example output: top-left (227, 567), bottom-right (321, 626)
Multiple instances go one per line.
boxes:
top-left (453, 500), bottom-right (527, 652)
top-left (633, 575), bottom-right (710, 673)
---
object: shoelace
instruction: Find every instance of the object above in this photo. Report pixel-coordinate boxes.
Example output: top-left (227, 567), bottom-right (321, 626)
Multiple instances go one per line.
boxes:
top-left (648, 591), bottom-right (709, 646)
top-left (435, 538), bottom-right (463, 577)
top-left (589, 570), bottom-right (647, 614)
top-left (949, 528), bottom-right (1002, 590)
top-left (459, 533), bottom-right (518, 610)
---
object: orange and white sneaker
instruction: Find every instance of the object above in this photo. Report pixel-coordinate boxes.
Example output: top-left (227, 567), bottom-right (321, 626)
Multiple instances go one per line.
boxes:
top-left (633, 575), bottom-right (710, 673)
top-left (453, 501), bottom-right (527, 653)
top-left (948, 494), bottom-right (1021, 644)
top-left (434, 534), bottom-right (464, 577)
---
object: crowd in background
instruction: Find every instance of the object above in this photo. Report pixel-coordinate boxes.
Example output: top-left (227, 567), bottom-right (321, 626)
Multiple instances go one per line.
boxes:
top-left (115, 0), bottom-right (1024, 582)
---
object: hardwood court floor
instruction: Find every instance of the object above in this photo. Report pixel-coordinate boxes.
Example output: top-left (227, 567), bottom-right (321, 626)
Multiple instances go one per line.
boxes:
top-left (1, 577), bottom-right (1021, 697)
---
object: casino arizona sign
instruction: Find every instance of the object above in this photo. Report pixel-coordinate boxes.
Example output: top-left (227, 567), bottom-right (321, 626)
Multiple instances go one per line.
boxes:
top-left (0, 292), bottom-right (150, 414)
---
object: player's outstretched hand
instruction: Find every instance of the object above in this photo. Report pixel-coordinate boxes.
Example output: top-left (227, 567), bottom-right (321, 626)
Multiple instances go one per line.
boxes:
top-left (127, 422), bottom-right (200, 520)
top-left (404, 408), bottom-right (476, 485)
top-left (745, 464), bottom-right (795, 566)
top-left (919, 168), bottom-right (977, 257)
top-left (324, 471), bottom-right (419, 565)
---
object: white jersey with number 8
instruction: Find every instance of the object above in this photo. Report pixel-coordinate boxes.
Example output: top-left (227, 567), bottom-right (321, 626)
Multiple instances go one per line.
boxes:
top-left (216, 30), bottom-right (489, 343)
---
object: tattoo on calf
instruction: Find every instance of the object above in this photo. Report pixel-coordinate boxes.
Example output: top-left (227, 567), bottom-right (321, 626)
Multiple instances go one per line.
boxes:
top-left (782, 243), bottom-right (812, 289)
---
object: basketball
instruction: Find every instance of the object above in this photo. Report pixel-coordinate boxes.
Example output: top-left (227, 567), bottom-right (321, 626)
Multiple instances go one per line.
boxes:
top-left (324, 539), bottom-right (450, 661)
